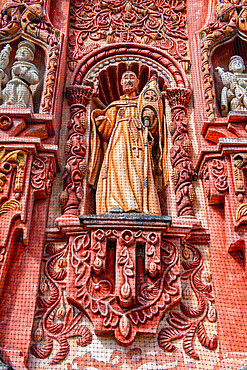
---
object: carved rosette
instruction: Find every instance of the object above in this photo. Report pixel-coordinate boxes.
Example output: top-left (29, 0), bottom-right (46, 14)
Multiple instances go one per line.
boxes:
top-left (202, 159), bottom-right (229, 205)
top-left (61, 85), bottom-right (92, 215)
top-left (67, 229), bottom-right (181, 346)
top-left (166, 87), bottom-right (195, 217)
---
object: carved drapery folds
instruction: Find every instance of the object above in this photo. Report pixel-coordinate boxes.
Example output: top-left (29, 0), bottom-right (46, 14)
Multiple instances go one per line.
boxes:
top-left (202, 159), bottom-right (229, 206)
top-left (166, 87), bottom-right (195, 217)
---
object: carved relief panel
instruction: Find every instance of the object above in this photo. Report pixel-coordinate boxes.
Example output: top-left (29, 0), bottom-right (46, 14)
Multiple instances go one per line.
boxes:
top-left (67, 217), bottom-right (180, 346)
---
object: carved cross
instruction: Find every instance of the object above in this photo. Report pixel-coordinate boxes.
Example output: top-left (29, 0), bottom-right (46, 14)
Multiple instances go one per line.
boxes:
top-left (132, 144), bottom-right (142, 158)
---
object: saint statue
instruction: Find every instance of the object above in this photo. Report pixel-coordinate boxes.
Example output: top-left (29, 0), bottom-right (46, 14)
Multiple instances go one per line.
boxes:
top-left (0, 40), bottom-right (39, 109)
top-left (88, 71), bottom-right (167, 215)
top-left (216, 55), bottom-right (247, 116)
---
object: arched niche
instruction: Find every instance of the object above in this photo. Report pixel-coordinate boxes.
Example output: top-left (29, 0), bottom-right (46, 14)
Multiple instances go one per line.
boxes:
top-left (71, 43), bottom-right (188, 89)
top-left (67, 44), bottom-right (190, 216)
top-left (212, 35), bottom-right (247, 117)
top-left (0, 37), bottom-right (46, 113)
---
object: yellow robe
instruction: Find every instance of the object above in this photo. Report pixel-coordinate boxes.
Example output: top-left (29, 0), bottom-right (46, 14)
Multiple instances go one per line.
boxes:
top-left (89, 95), bottom-right (161, 215)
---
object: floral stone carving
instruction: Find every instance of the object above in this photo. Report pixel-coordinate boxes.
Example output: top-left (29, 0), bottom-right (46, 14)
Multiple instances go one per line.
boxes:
top-left (158, 243), bottom-right (218, 360)
top-left (67, 215), bottom-right (180, 346)
top-left (68, 0), bottom-right (188, 70)
top-left (31, 243), bottom-right (92, 365)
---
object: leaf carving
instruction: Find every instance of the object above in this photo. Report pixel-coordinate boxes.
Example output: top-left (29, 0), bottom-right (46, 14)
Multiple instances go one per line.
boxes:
top-left (158, 243), bottom-right (218, 361)
top-left (183, 323), bottom-right (199, 360)
top-left (32, 241), bottom-right (92, 365)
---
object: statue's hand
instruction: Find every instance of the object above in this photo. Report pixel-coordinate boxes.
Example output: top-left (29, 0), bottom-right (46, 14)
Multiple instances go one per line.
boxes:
top-left (19, 66), bottom-right (28, 78)
top-left (0, 69), bottom-right (4, 80)
top-left (143, 107), bottom-right (155, 125)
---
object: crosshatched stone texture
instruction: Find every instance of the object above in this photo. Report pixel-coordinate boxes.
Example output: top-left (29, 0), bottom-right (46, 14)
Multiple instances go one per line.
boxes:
top-left (0, 0), bottom-right (245, 369)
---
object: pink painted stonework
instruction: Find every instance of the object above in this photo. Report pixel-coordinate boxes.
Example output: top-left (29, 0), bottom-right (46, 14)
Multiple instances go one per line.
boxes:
top-left (0, 0), bottom-right (245, 369)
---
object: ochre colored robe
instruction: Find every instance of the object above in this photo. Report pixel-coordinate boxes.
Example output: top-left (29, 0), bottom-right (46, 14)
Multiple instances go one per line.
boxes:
top-left (89, 95), bottom-right (161, 215)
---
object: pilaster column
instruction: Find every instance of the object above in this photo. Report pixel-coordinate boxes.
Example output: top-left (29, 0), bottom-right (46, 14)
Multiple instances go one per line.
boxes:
top-left (166, 87), bottom-right (195, 217)
top-left (61, 85), bottom-right (92, 216)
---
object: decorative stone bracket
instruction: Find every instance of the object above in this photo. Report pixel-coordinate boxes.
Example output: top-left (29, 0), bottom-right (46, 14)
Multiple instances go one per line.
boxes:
top-left (66, 214), bottom-right (181, 346)
top-left (202, 158), bottom-right (229, 205)
top-left (0, 139), bottom-right (56, 297)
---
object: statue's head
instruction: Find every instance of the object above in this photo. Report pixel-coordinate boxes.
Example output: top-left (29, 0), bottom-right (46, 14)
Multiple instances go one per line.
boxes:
top-left (15, 40), bottom-right (36, 62)
top-left (121, 71), bottom-right (139, 95)
top-left (229, 55), bottom-right (245, 73)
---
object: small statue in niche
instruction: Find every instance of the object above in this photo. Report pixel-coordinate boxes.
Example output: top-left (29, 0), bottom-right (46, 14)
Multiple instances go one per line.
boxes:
top-left (0, 40), bottom-right (39, 109)
top-left (216, 55), bottom-right (247, 116)
top-left (88, 71), bottom-right (168, 215)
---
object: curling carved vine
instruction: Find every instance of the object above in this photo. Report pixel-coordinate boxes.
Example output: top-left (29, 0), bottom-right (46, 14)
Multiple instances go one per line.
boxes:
top-left (68, 0), bottom-right (188, 70)
top-left (31, 243), bottom-right (92, 365)
top-left (158, 243), bottom-right (218, 360)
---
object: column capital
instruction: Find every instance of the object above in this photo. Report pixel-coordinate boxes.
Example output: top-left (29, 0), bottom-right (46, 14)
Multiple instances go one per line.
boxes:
top-left (66, 85), bottom-right (92, 109)
top-left (166, 87), bottom-right (191, 111)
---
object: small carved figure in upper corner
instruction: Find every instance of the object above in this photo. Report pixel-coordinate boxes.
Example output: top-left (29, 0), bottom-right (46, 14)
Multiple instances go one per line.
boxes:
top-left (216, 55), bottom-right (247, 117)
top-left (0, 40), bottom-right (39, 110)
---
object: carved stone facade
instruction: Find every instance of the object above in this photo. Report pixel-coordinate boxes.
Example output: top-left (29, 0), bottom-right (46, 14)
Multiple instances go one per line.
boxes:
top-left (0, 0), bottom-right (245, 369)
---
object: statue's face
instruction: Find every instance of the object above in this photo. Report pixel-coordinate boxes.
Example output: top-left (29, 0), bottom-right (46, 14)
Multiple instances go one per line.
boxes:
top-left (229, 57), bottom-right (244, 73)
top-left (16, 47), bottom-right (33, 62)
top-left (121, 72), bottom-right (138, 94)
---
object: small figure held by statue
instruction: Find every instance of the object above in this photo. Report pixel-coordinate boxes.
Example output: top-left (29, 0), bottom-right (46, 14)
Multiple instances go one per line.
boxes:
top-left (0, 40), bottom-right (39, 110)
top-left (216, 55), bottom-right (247, 116)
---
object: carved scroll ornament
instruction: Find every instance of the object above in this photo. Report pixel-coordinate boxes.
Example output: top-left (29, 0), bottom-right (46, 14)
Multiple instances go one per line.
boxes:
top-left (158, 243), bottom-right (218, 360)
top-left (68, 0), bottom-right (188, 70)
top-left (202, 159), bottom-right (229, 205)
top-left (31, 243), bottom-right (92, 365)
top-left (0, 1), bottom-right (61, 45)
top-left (68, 230), bottom-right (180, 346)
